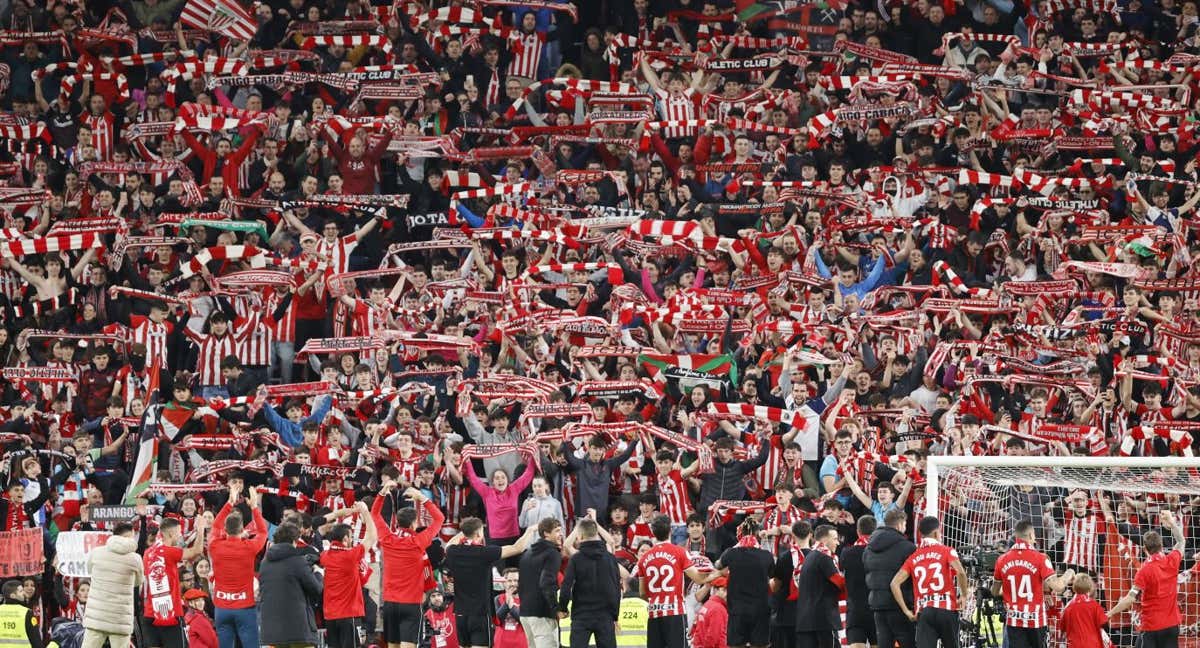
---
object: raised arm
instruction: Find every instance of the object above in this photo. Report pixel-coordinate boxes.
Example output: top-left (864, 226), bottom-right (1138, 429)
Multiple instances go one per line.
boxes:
top-left (228, 124), bottom-right (264, 167)
top-left (511, 454), bottom-right (538, 492)
top-left (604, 438), bottom-right (639, 472)
top-left (1108, 586), bottom-right (1140, 619)
top-left (4, 258), bottom-right (44, 289)
top-left (99, 425), bottom-right (130, 457)
top-left (321, 127), bottom-right (348, 162)
top-left (71, 249), bottom-right (97, 281)
top-left (843, 465), bottom-right (875, 509)
top-left (409, 488), bottom-right (446, 547)
top-left (1163, 509), bottom-right (1186, 549)
top-left (370, 481), bottom-right (400, 542)
top-left (179, 129), bottom-right (214, 163)
top-left (351, 211), bottom-right (383, 240)
top-left (281, 209), bottom-right (316, 238)
top-left (640, 55), bottom-right (664, 92)
top-left (500, 525), bottom-right (537, 559)
top-left (1179, 187), bottom-right (1200, 216)
top-left (352, 501), bottom-right (376, 552)
top-left (260, 399), bottom-right (301, 446)
top-left (1046, 567), bottom-right (1076, 594)
top-left (856, 254), bottom-right (888, 293)
top-left (366, 132), bottom-right (392, 161)
top-left (1118, 359), bottom-right (1136, 412)
top-left (740, 440), bottom-right (772, 472)
top-left (463, 458), bottom-right (490, 495)
top-left (895, 471), bottom-right (913, 507)
top-left (211, 488), bottom-right (236, 541)
top-left (302, 394), bottom-right (334, 425)
top-left (246, 488), bottom-right (268, 551)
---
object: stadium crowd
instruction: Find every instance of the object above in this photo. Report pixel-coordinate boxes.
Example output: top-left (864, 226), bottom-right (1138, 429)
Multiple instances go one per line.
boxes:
top-left (1, 0), bottom-right (1200, 647)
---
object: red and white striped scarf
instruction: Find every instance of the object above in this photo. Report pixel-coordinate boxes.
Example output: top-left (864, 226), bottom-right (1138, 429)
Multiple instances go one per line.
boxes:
top-left (935, 31), bottom-right (1019, 56)
top-left (0, 121), bottom-right (49, 142)
top-left (1071, 88), bottom-right (1184, 113)
top-left (175, 245), bottom-right (272, 281)
top-left (301, 35), bottom-right (394, 54)
top-left (174, 103), bottom-right (271, 132)
top-left (1120, 425), bottom-right (1193, 456)
top-left (712, 35), bottom-right (808, 50)
top-left (162, 57), bottom-right (248, 105)
top-left (819, 74), bottom-right (917, 91)
top-left (58, 71), bottom-right (129, 104)
top-left (930, 260), bottom-right (993, 297)
top-left (0, 233), bottom-right (99, 258)
top-left (448, 182), bottom-right (536, 225)
top-left (706, 403), bottom-right (805, 430)
top-left (506, 78), bottom-right (638, 120)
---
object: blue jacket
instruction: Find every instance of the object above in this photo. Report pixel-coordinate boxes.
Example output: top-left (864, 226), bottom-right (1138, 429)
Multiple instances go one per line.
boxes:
top-left (262, 394), bottom-right (333, 447)
top-left (814, 253), bottom-right (888, 300)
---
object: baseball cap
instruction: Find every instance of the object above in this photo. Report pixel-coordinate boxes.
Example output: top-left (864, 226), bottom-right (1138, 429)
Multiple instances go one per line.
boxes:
top-left (183, 589), bottom-right (207, 601)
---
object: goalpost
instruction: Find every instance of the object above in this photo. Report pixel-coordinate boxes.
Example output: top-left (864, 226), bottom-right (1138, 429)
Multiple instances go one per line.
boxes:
top-left (926, 455), bottom-right (1200, 648)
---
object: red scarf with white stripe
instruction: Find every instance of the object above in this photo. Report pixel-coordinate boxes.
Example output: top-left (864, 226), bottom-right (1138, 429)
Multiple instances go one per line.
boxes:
top-left (144, 539), bottom-right (177, 625)
top-left (789, 544), bottom-right (806, 600)
top-left (3, 495), bottom-right (27, 531)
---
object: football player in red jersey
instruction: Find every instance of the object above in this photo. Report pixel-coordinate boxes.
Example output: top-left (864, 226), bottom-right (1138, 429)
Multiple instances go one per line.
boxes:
top-left (890, 517), bottom-right (968, 648)
top-left (991, 520), bottom-right (1075, 648)
top-left (636, 514), bottom-right (710, 648)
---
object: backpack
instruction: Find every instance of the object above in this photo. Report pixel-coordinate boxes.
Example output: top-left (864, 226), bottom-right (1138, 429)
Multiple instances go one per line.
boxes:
top-left (49, 617), bottom-right (85, 648)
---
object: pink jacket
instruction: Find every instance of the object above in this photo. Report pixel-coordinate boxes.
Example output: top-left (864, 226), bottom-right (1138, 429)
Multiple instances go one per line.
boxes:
top-left (464, 456), bottom-right (537, 539)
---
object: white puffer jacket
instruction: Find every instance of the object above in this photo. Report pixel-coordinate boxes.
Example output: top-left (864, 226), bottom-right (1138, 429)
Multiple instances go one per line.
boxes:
top-left (82, 535), bottom-right (144, 636)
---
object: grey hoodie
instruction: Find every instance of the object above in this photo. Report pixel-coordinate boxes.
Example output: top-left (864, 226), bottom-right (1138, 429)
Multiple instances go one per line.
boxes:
top-left (519, 494), bottom-right (565, 529)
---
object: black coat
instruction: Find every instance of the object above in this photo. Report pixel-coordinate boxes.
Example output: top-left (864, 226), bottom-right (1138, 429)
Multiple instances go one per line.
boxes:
top-left (863, 527), bottom-right (916, 612)
top-left (258, 543), bottom-right (323, 645)
top-left (519, 539), bottom-right (562, 618)
top-left (697, 452), bottom-right (772, 513)
top-left (559, 540), bottom-right (620, 621)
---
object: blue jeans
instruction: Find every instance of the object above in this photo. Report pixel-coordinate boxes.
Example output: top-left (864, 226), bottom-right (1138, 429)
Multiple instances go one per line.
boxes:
top-left (271, 340), bottom-right (295, 384)
top-left (215, 606), bottom-right (258, 648)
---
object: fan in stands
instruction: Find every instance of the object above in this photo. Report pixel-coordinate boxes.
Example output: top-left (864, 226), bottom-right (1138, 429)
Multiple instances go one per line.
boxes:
top-left (5, 1), bottom-right (1200, 648)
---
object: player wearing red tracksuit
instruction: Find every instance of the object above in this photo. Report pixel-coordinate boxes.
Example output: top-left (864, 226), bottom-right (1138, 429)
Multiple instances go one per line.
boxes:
top-left (209, 485), bottom-right (268, 648)
top-left (371, 480), bottom-right (446, 647)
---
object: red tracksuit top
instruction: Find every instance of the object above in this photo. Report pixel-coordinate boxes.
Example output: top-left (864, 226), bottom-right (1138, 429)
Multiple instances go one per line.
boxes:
top-left (209, 502), bottom-right (268, 609)
top-left (371, 497), bottom-right (445, 604)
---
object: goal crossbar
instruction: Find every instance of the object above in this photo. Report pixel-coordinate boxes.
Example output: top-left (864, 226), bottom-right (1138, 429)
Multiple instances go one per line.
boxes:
top-left (926, 455), bottom-right (1200, 517)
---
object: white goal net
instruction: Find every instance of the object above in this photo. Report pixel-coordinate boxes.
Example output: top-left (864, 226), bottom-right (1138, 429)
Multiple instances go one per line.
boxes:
top-left (926, 456), bottom-right (1200, 648)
